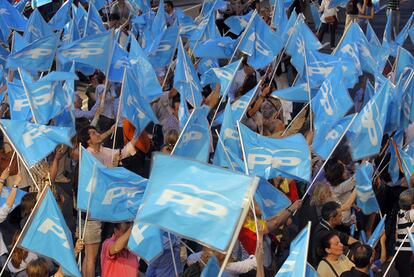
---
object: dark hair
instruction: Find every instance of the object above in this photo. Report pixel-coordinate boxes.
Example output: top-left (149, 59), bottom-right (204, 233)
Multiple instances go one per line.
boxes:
top-left (318, 231), bottom-right (339, 258)
top-left (20, 192), bottom-right (37, 220)
top-left (109, 13), bottom-right (120, 21)
top-left (351, 244), bottom-right (373, 268)
top-left (78, 126), bottom-right (97, 148)
top-left (325, 162), bottom-right (345, 187)
top-left (165, 0), bottom-right (173, 8)
top-left (321, 201), bottom-right (341, 221)
top-left (96, 71), bottom-right (105, 84)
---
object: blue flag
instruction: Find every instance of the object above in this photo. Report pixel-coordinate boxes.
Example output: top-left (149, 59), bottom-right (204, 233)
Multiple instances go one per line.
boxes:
top-left (0, 15), bottom-right (10, 44)
top-left (0, 120), bottom-right (72, 167)
top-left (313, 114), bottom-right (356, 160)
top-left (109, 43), bottom-right (130, 82)
top-left (152, 0), bottom-right (167, 36)
top-left (271, 83), bottom-right (313, 103)
top-left (201, 59), bottom-right (242, 96)
top-left (367, 215), bottom-right (386, 247)
top-left (31, 0), bottom-right (52, 8)
top-left (57, 31), bottom-right (113, 72)
top-left (178, 14), bottom-right (197, 38)
top-left (12, 31), bottom-right (28, 53)
top-left (174, 38), bottom-right (202, 107)
top-left (7, 32), bottom-right (60, 72)
top-left (408, 229), bottom-right (414, 253)
top-left (355, 162), bottom-right (380, 215)
top-left (89, 0), bottom-right (106, 10)
top-left (0, 45), bottom-right (9, 68)
top-left (395, 12), bottom-right (413, 47)
top-left (273, 0), bottom-right (288, 36)
top-left (7, 81), bottom-right (33, 121)
top-left (136, 153), bottom-right (259, 252)
top-left (254, 178), bottom-right (291, 220)
top-left (399, 145), bottom-right (414, 184)
top-left (366, 22), bottom-right (381, 47)
top-left (14, 0), bottom-right (29, 12)
top-left (84, 3), bottom-right (106, 36)
top-left (197, 58), bottom-right (219, 75)
top-left (121, 69), bottom-right (159, 136)
top-left (173, 106), bottom-right (211, 162)
top-left (311, 68), bottom-right (353, 130)
top-left (327, 0), bottom-right (348, 8)
top-left (48, 0), bottom-right (72, 30)
top-left (347, 80), bottom-right (391, 160)
top-left (0, 187), bottom-right (26, 211)
top-left (128, 223), bottom-right (163, 263)
top-left (178, 84), bottom-right (191, 130)
top-left (201, 256), bottom-right (230, 277)
top-left (310, 2), bottom-right (321, 29)
top-left (194, 36), bottom-right (236, 59)
top-left (190, 5), bottom-right (218, 42)
top-left (20, 188), bottom-right (81, 277)
top-left (128, 35), bottom-right (162, 102)
top-left (276, 223), bottom-right (311, 277)
top-left (148, 25), bottom-right (178, 69)
top-left (62, 19), bottom-right (80, 45)
top-left (23, 9), bottom-right (53, 43)
top-left (73, 3), bottom-right (87, 35)
top-left (238, 13), bottom-right (283, 69)
top-left (239, 123), bottom-right (311, 182)
top-left (0, 0), bottom-right (28, 31)
top-left (78, 147), bottom-right (148, 221)
top-left (224, 11), bottom-right (253, 35)
top-left (395, 47), bottom-right (414, 81)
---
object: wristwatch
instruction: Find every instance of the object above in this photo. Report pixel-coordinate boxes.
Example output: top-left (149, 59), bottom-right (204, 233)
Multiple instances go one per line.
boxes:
top-left (12, 185), bottom-right (18, 189)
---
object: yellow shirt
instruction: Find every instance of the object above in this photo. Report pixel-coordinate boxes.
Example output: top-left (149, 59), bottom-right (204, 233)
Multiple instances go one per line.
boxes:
top-left (317, 255), bottom-right (354, 277)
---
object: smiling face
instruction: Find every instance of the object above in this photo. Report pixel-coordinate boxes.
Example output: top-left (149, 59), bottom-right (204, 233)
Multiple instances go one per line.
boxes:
top-left (326, 235), bottom-right (344, 258)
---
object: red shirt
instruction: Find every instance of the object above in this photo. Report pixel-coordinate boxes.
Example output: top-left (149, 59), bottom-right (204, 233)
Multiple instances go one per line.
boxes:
top-left (101, 235), bottom-right (139, 277)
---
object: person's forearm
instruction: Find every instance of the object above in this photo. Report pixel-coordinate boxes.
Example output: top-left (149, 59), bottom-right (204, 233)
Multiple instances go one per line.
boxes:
top-left (6, 187), bottom-right (17, 208)
top-left (266, 208), bottom-right (292, 233)
top-left (247, 96), bottom-right (265, 118)
top-left (109, 228), bottom-right (132, 255)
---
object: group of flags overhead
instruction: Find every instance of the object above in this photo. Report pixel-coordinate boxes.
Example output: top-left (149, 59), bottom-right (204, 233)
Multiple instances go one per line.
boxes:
top-left (0, 0), bottom-right (414, 275)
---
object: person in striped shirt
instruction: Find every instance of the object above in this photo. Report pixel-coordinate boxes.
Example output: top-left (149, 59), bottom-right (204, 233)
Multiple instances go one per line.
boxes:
top-left (394, 189), bottom-right (414, 277)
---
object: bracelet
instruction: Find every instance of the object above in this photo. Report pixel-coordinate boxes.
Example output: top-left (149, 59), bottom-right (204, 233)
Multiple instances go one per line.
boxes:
top-left (12, 185), bottom-right (18, 189)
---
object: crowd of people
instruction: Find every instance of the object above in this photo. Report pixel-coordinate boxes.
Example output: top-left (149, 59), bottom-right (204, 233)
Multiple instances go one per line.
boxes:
top-left (0, 0), bottom-right (412, 276)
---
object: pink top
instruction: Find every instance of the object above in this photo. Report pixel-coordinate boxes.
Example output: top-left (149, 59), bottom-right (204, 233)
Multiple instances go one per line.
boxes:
top-left (101, 235), bottom-right (139, 277)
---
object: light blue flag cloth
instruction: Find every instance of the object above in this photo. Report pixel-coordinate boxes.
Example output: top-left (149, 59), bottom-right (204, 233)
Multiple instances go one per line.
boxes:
top-left (201, 256), bottom-right (230, 277)
top-left (197, 58), bottom-right (219, 75)
top-left (78, 147), bottom-right (148, 221)
top-left (0, 120), bottom-right (72, 167)
top-left (273, 0), bottom-right (288, 36)
top-left (286, 16), bottom-right (322, 71)
top-left (239, 123), bottom-right (311, 182)
top-left (367, 215), bottom-right (386, 247)
top-left (384, 81), bottom-right (401, 134)
top-left (347, 80), bottom-right (391, 160)
top-left (178, 14), bottom-right (197, 38)
top-left (238, 14), bottom-right (283, 69)
top-left (14, 0), bottom-right (29, 13)
top-left (275, 223), bottom-right (311, 277)
top-left (89, 0), bottom-right (106, 10)
top-left (194, 36), bottom-right (236, 59)
top-left (190, 3), bottom-right (219, 42)
top-left (48, 0), bottom-right (72, 30)
top-left (271, 83), bottom-right (314, 103)
top-left (306, 263), bottom-right (319, 277)
top-left (410, 23), bottom-right (414, 45)
top-left (336, 23), bottom-right (388, 76)
top-left (363, 80), bottom-right (375, 107)
top-left (12, 31), bottom-right (28, 53)
top-left (121, 69), bottom-right (159, 136)
top-left (173, 105), bottom-right (211, 162)
top-left (0, 187), bottom-right (26, 211)
top-left (311, 68), bottom-right (353, 130)
top-left (7, 81), bottom-right (33, 121)
top-left (7, 32), bottom-right (60, 72)
top-left (355, 162), bottom-right (381, 215)
top-left (84, 3), bottom-right (106, 36)
top-left (400, 71), bottom-right (414, 130)
top-left (23, 9), bottom-right (53, 43)
top-left (0, 0), bottom-right (27, 31)
top-left (199, 0), bottom-right (227, 21)
top-left (398, 145), bottom-right (414, 184)
top-left (174, 38), bottom-right (203, 107)
top-left (148, 25), bottom-right (178, 69)
top-left (136, 153), bottom-right (259, 252)
top-left (388, 137), bottom-right (402, 183)
top-left (128, 35), bottom-right (162, 102)
top-left (178, 87), bottom-right (190, 130)
top-left (395, 13), bottom-right (414, 47)
top-left (0, 46), bottom-right (9, 68)
top-left (0, 16), bottom-right (10, 44)
top-left (73, 3), bottom-right (87, 35)
top-left (62, 19), bottom-right (81, 45)
top-left (128, 222), bottom-right (163, 263)
top-left (57, 31), bottom-right (113, 72)
top-left (327, 0), bottom-right (348, 8)
top-left (382, 11), bottom-right (398, 57)
top-left (201, 59), bottom-right (242, 96)
top-left (309, 2), bottom-right (321, 30)
top-left (313, 114), bottom-right (356, 160)
top-left (108, 43), bottom-right (130, 82)
top-left (224, 11), bottom-right (253, 36)
top-left (20, 188), bottom-right (81, 277)
top-left (409, 230), bottom-right (414, 253)
top-left (395, 47), bottom-right (414, 81)
top-left (31, 0), bottom-right (52, 8)
top-left (366, 22), bottom-right (381, 47)
top-left (152, 0), bottom-right (167, 36)
top-left (282, 9), bottom-right (297, 43)
top-left (360, 230), bottom-right (367, 243)
top-left (254, 178), bottom-right (291, 220)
